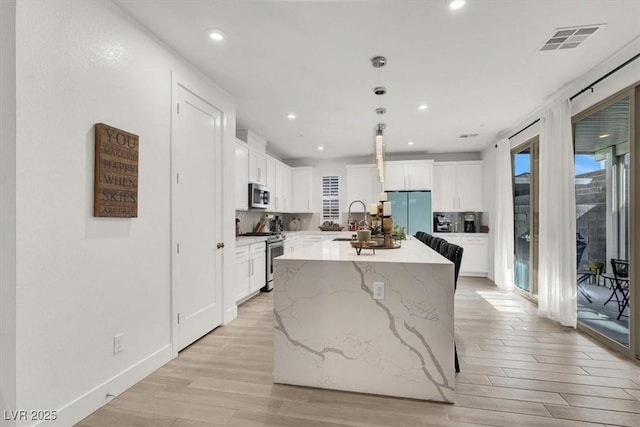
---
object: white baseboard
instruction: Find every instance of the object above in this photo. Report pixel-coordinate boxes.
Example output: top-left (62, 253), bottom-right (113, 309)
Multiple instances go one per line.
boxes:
top-left (460, 272), bottom-right (488, 278)
top-left (33, 344), bottom-right (172, 427)
top-left (224, 305), bottom-right (238, 325)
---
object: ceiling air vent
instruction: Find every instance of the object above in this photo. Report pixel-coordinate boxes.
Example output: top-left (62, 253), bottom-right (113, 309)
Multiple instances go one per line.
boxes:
top-left (539, 24), bottom-right (603, 51)
top-left (459, 134), bottom-right (479, 139)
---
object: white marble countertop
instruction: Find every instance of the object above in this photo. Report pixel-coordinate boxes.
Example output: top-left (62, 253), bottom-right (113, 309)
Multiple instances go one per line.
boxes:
top-left (282, 230), bottom-right (351, 236)
top-left (278, 236), bottom-right (451, 265)
top-left (235, 236), bottom-right (268, 246)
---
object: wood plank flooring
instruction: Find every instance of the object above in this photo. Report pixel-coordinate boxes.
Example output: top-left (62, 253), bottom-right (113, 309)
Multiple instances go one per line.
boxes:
top-left (77, 277), bottom-right (640, 427)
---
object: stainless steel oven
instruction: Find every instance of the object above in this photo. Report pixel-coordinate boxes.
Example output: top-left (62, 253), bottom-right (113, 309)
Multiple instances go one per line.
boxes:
top-left (263, 235), bottom-right (284, 292)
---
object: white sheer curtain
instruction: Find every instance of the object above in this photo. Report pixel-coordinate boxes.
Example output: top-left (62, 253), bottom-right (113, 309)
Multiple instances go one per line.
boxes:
top-left (494, 139), bottom-right (514, 290)
top-left (538, 98), bottom-right (577, 327)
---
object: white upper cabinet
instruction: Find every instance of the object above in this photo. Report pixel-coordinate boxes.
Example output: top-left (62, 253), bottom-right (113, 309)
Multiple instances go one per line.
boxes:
top-left (248, 149), bottom-right (267, 185)
top-left (234, 140), bottom-right (249, 210)
top-left (384, 160), bottom-right (433, 191)
top-left (432, 161), bottom-right (483, 212)
top-left (283, 165), bottom-right (293, 213)
top-left (265, 155), bottom-right (277, 211)
top-left (275, 161), bottom-right (293, 213)
top-left (292, 167), bottom-right (314, 213)
top-left (346, 164), bottom-right (381, 211)
top-left (237, 129), bottom-right (267, 185)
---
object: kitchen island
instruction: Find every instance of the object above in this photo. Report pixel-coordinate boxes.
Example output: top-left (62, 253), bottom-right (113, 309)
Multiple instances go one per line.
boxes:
top-left (273, 237), bottom-right (455, 403)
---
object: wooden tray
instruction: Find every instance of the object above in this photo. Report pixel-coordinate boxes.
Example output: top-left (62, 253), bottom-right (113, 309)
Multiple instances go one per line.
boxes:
top-left (350, 240), bottom-right (379, 255)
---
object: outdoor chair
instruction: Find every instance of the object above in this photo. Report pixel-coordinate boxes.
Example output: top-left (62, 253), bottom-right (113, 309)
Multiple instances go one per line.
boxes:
top-left (604, 259), bottom-right (629, 320)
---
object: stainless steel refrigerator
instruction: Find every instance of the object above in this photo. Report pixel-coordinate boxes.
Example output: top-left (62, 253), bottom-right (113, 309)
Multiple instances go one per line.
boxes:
top-left (386, 191), bottom-right (432, 235)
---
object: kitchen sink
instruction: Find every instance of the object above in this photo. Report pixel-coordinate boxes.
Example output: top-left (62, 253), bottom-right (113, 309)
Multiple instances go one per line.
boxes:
top-left (332, 237), bottom-right (354, 241)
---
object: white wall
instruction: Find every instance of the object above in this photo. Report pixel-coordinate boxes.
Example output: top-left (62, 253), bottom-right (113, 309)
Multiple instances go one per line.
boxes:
top-left (508, 38), bottom-right (640, 148)
top-left (11, 1), bottom-right (236, 425)
top-left (0, 1), bottom-right (17, 426)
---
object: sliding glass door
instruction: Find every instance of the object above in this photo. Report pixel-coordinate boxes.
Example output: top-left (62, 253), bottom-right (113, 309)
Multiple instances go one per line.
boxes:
top-left (512, 140), bottom-right (539, 298)
top-left (574, 92), bottom-right (633, 351)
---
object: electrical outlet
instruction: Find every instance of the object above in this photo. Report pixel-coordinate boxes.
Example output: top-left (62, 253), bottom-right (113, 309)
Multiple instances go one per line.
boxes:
top-left (113, 334), bottom-right (124, 354)
top-left (373, 282), bottom-right (385, 300)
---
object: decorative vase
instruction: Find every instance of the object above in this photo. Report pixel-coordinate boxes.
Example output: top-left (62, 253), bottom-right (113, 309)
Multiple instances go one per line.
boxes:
top-left (287, 218), bottom-right (300, 231)
top-left (357, 230), bottom-right (371, 242)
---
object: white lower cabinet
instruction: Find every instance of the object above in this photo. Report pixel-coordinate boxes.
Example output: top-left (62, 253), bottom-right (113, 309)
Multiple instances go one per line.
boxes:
top-left (249, 242), bottom-right (266, 293)
top-left (285, 235), bottom-right (302, 254)
top-left (435, 233), bottom-right (488, 277)
top-left (235, 242), bottom-right (266, 302)
top-left (303, 234), bottom-right (333, 247)
top-left (234, 246), bottom-right (251, 301)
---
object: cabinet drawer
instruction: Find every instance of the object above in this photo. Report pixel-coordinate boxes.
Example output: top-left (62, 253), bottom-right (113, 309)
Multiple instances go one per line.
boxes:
top-left (235, 246), bottom-right (250, 257)
top-left (250, 242), bottom-right (265, 254)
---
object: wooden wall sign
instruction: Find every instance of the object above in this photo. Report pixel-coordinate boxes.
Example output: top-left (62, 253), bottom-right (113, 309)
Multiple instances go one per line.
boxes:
top-left (94, 123), bottom-right (139, 217)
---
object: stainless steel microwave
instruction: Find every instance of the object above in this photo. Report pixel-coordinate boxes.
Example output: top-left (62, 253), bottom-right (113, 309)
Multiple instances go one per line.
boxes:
top-left (249, 183), bottom-right (270, 209)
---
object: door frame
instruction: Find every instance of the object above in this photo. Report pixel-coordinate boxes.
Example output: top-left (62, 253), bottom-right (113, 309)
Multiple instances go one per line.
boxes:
top-left (170, 74), bottom-right (228, 357)
top-left (572, 85), bottom-right (638, 360)
top-left (511, 137), bottom-right (539, 302)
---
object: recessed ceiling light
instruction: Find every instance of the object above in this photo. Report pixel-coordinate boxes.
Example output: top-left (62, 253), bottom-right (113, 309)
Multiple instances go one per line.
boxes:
top-left (417, 104), bottom-right (428, 110)
top-left (449, 0), bottom-right (465, 10)
top-left (599, 134), bottom-right (610, 138)
top-left (207, 29), bottom-right (225, 42)
top-left (287, 113), bottom-right (296, 120)
top-left (408, 141), bottom-right (415, 146)
top-left (317, 145), bottom-right (324, 151)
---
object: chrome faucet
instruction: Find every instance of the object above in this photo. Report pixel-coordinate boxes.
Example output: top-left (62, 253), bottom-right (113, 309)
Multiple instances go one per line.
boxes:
top-left (347, 200), bottom-right (368, 230)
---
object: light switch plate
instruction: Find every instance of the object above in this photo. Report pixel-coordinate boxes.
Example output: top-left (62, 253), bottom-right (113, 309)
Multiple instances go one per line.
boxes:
top-left (373, 282), bottom-right (385, 300)
top-left (114, 333), bottom-right (124, 354)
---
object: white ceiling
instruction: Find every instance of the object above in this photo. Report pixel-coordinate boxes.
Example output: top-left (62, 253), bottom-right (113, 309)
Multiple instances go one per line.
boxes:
top-left (114, 0), bottom-right (640, 160)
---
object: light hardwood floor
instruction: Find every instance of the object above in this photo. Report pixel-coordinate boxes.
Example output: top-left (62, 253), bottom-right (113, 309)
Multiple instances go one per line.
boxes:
top-left (77, 277), bottom-right (640, 427)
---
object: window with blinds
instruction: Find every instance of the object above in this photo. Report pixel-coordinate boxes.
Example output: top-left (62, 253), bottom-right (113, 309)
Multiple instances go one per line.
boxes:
top-left (321, 175), bottom-right (340, 221)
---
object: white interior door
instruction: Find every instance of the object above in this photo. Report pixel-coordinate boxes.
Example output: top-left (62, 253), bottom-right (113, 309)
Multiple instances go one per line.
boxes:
top-left (172, 83), bottom-right (223, 352)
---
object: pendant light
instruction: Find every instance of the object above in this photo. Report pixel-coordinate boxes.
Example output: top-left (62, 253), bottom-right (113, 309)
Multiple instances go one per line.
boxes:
top-left (371, 56), bottom-right (387, 183)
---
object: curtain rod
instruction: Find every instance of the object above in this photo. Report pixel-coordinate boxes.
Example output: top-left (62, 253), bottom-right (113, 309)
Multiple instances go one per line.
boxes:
top-left (507, 52), bottom-right (640, 141)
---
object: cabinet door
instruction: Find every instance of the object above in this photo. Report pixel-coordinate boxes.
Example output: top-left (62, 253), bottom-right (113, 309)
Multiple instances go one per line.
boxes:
top-left (384, 163), bottom-right (407, 191)
top-left (432, 164), bottom-right (456, 211)
top-left (250, 252), bottom-right (266, 292)
top-left (275, 161), bottom-right (284, 211)
top-left (292, 168), bottom-right (313, 212)
top-left (456, 163), bottom-right (483, 211)
top-left (346, 165), bottom-right (379, 211)
top-left (406, 162), bottom-right (432, 190)
top-left (248, 150), bottom-right (266, 185)
top-left (266, 156), bottom-right (277, 210)
top-left (458, 237), bottom-right (488, 276)
top-left (304, 235), bottom-right (325, 247)
top-left (283, 166), bottom-right (293, 213)
top-left (235, 143), bottom-right (249, 210)
top-left (235, 255), bottom-right (250, 301)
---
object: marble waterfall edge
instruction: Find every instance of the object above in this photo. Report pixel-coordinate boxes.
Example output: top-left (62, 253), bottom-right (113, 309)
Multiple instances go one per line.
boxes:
top-left (273, 256), bottom-right (455, 403)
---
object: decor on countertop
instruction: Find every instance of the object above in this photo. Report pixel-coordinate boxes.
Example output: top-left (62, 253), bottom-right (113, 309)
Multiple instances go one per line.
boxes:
top-left (94, 123), bottom-right (138, 218)
top-left (392, 224), bottom-right (406, 240)
top-left (287, 218), bottom-right (300, 231)
top-left (366, 195), bottom-right (401, 250)
top-left (318, 221), bottom-right (344, 231)
top-left (357, 229), bottom-right (371, 242)
top-left (351, 239), bottom-right (379, 255)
